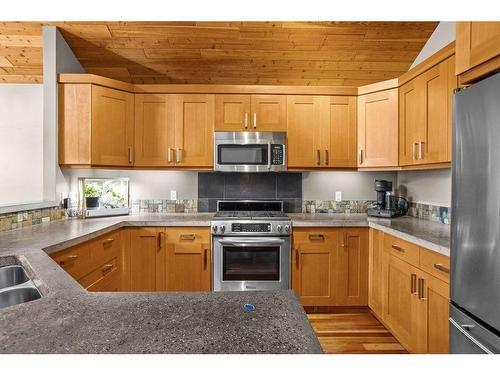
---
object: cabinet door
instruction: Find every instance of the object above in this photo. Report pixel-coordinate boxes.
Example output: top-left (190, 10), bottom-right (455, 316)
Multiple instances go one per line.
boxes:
top-left (357, 89), bottom-right (398, 167)
top-left (173, 94), bottom-right (215, 167)
top-left (215, 95), bottom-right (251, 131)
top-left (456, 22), bottom-right (500, 79)
top-left (165, 228), bottom-right (211, 291)
top-left (250, 95), bottom-right (286, 131)
top-left (287, 96), bottom-right (323, 168)
top-left (416, 271), bottom-right (450, 354)
top-left (129, 228), bottom-right (165, 291)
top-left (384, 255), bottom-right (420, 353)
top-left (368, 229), bottom-right (387, 319)
top-left (134, 94), bottom-right (175, 167)
top-left (292, 229), bottom-right (338, 306)
top-left (326, 96), bottom-right (357, 168)
top-left (399, 78), bottom-right (425, 166)
top-left (91, 85), bottom-right (134, 166)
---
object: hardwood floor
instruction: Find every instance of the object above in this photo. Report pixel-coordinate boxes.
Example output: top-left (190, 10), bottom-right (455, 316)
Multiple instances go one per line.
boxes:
top-left (307, 310), bottom-right (408, 354)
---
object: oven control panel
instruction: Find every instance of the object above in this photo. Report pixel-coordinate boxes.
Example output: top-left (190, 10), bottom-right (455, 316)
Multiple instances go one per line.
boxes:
top-left (232, 223), bottom-right (271, 232)
top-left (211, 220), bottom-right (292, 235)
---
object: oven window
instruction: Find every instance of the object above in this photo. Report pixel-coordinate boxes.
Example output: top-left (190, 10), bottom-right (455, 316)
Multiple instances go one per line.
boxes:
top-left (217, 144), bottom-right (268, 165)
top-left (222, 246), bottom-right (280, 281)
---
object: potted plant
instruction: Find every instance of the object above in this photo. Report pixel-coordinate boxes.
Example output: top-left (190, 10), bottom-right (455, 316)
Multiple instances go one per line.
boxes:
top-left (84, 184), bottom-right (101, 209)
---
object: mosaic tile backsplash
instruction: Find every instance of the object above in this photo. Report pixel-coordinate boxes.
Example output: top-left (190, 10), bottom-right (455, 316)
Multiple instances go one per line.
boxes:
top-left (302, 200), bottom-right (376, 214)
top-left (0, 206), bottom-right (65, 233)
top-left (407, 202), bottom-right (451, 224)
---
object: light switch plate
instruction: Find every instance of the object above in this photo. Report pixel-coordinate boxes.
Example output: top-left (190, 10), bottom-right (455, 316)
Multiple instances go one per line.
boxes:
top-left (335, 191), bottom-right (342, 202)
top-left (170, 190), bottom-right (177, 200)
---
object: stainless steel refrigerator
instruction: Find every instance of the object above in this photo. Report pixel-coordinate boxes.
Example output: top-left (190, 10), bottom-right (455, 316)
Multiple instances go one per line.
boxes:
top-left (451, 71), bottom-right (500, 353)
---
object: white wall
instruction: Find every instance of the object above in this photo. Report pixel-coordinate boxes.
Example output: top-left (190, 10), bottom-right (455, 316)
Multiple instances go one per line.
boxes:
top-left (0, 84), bottom-right (44, 206)
top-left (397, 169), bottom-right (451, 207)
top-left (61, 169), bottom-right (198, 200)
top-left (303, 171), bottom-right (397, 201)
top-left (410, 22), bottom-right (456, 68)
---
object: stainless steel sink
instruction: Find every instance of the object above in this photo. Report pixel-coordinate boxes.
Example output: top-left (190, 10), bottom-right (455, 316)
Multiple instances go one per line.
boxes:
top-left (0, 285), bottom-right (41, 309)
top-left (0, 265), bottom-right (29, 289)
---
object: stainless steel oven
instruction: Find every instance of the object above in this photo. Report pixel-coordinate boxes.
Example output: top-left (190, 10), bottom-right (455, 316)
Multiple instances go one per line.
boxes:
top-left (212, 234), bottom-right (291, 291)
top-left (214, 132), bottom-right (286, 172)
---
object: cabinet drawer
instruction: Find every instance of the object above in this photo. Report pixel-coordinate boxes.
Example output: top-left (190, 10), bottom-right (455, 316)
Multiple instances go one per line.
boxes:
top-left (50, 242), bottom-right (92, 280)
top-left (78, 257), bottom-right (119, 291)
top-left (87, 230), bottom-right (122, 265)
top-left (293, 228), bottom-right (338, 244)
top-left (384, 234), bottom-right (419, 267)
top-left (419, 248), bottom-right (450, 283)
top-left (165, 228), bottom-right (210, 244)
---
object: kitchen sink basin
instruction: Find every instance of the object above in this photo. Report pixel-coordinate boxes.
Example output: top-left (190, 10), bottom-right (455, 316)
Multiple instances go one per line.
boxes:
top-left (0, 265), bottom-right (29, 289)
top-left (0, 286), bottom-right (41, 309)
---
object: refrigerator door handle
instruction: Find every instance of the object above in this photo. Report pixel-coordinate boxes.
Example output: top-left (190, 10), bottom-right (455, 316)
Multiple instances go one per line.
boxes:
top-left (450, 318), bottom-right (494, 354)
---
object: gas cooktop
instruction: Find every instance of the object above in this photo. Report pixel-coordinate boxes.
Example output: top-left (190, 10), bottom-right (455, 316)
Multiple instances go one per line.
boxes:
top-left (213, 210), bottom-right (289, 220)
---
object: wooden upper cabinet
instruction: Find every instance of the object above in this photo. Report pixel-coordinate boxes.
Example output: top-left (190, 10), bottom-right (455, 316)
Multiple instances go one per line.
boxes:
top-left (173, 94), bottom-right (215, 167)
top-left (250, 95), bottom-right (286, 131)
top-left (325, 96), bottom-right (357, 168)
top-left (91, 85), bottom-right (135, 166)
top-left (292, 228), bottom-right (338, 306)
top-left (215, 95), bottom-right (251, 131)
top-left (165, 228), bottom-right (211, 291)
top-left (287, 96), bottom-right (323, 168)
top-left (134, 94), bottom-right (174, 167)
top-left (59, 84), bottom-right (134, 167)
top-left (456, 22), bottom-right (500, 83)
top-left (357, 89), bottom-right (399, 168)
top-left (215, 94), bottom-right (286, 132)
top-left (335, 228), bottom-right (369, 306)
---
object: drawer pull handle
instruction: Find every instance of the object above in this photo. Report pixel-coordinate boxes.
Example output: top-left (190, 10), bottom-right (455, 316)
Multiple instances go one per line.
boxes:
top-left (308, 234), bottom-right (324, 240)
top-left (433, 263), bottom-right (450, 274)
top-left (411, 273), bottom-right (417, 294)
top-left (180, 233), bottom-right (196, 241)
top-left (59, 255), bottom-right (78, 266)
top-left (418, 278), bottom-right (426, 300)
top-left (102, 238), bottom-right (115, 246)
top-left (391, 245), bottom-right (405, 253)
top-left (101, 264), bottom-right (114, 274)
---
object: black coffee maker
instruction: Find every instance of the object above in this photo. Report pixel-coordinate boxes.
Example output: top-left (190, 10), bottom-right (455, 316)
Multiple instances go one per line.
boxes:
top-left (367, 180), bottom-right (408, 218)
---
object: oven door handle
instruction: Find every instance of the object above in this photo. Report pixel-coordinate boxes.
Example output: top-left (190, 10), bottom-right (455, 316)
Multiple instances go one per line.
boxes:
top-left (217, 238), bottom-right (285, 247)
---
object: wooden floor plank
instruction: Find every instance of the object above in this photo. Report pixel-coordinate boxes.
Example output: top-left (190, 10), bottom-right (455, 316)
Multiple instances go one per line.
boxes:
top-left (307, 310), bottom-right (408, 354)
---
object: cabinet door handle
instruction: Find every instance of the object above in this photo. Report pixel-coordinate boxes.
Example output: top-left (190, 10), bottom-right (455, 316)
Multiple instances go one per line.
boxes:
top-left (101, 263), bottom-right (114, 274)
top-left (176, 148), bottom-right (182, 163)
top-left (128, 147), bottom-right (133, 164)
top-left (167, 147), bottom-right (173, 162)
top-left (341, 232), bottom-right (347, 247)
top-left (413, 143), bottom-right (417, 160)
top-left (308, 233), bottom-right (325, 241)
top-left (358, 149), bottom-right (363, 165)
top-left (180, 233), bottom-right (196, 241)
top-left (418, 278), bottom-right (426, 300)
top-left (253, 112), bottom-right (257, 129)
top-left (411, 273), bottom-right (417, 294)
top-left (157, 232), bottom-right (164, 249)
top-left (433, 263), bottom-right (450, 274)
top-left (203, 248), bottom-right (208, 269)
top-left (391, 244), bottom-right (405, 253)
top-left (419, 141), bottom-right (424, 160)
top-left (295, 248), bottom-right (299, 267)
top-left (102, 238), bottom-right (115, 246)
top-left (59, 255), bottom-right (78, 266)
top-left (244, 112), bottom-right (248, 129)
top-left (325, 150), bottom-right (329, 165)
top-left (316, 150), bottom-right (321, 165)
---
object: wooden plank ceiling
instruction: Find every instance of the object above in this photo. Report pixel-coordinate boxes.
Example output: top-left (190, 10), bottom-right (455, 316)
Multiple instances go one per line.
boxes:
top-left (0, 21), bottom-right (438, 86)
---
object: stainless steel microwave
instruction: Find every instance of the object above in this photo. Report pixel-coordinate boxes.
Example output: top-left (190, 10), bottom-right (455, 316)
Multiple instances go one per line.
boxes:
top-left (214, 132), bottom-right (286, 172)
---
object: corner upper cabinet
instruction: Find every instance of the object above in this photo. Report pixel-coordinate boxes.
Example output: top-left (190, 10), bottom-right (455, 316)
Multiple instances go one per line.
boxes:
top-left (456, 21), bottom-right (500, 84)
top-left (357, 87), bottom-right (399, 168)
top-left (59, 84), bottom-right (134, 167)
top-left (215, 94), bottom-right (286, 131)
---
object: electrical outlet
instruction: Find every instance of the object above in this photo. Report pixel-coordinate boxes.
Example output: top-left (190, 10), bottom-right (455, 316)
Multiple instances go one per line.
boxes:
top-left (335, 191), bottom-right (342, 202)
top-left (170, 190), bottom-right (177, 200)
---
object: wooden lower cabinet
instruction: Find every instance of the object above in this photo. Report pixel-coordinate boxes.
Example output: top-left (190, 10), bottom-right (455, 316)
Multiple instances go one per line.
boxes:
top-left (292, 227), bottom-right (368, 307)
top-left (368, 228), bottom-right (450, 354)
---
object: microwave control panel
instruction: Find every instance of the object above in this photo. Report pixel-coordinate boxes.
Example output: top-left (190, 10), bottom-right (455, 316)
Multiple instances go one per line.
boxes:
top-left (271, 144), bottom-right (285, 165)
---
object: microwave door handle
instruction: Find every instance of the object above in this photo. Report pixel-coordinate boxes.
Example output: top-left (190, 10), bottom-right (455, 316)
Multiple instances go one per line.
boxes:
top-left (267, 142), bottom-right (272, 170)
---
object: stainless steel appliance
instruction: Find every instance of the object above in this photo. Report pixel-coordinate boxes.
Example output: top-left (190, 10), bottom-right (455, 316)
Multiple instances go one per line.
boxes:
top-left (451, 71), bottom-right (500, 354)
top-left (367, 180), bottom-right (408, 218)
top-left (214, 132), bottom-right (286, 172)
top-left (211, 200), bottom-right (291, 291)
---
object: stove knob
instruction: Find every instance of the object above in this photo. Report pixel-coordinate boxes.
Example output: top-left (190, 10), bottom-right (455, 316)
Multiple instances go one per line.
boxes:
top-left (284, 224), bottom-right (290, 232)
top-left (220, 225), bottom-right (226, 233)
top-left (277, 224), bottom-right (283, 232)
top-left (212, 225), bottom-right (218, 233)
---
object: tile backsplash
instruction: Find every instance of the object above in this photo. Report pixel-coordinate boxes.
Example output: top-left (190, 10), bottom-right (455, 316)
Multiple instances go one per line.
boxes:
top-left (302, 200), bottom-right (376, 214)
top-left (407, 202), bottom-right (451, 224)
top-left (0, 206), bottom-right (65, 232)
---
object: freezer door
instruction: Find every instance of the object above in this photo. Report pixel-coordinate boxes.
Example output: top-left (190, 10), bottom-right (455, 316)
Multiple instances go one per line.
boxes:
top-left (451, 72), bottom-right (500, 331)
top-left (450, 304), bottom-right (500, 354)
